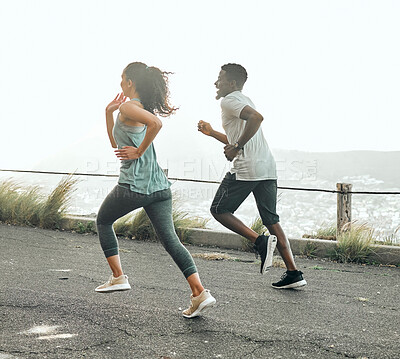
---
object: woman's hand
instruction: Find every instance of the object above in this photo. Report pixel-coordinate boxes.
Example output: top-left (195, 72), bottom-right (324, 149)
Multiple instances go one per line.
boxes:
top-left (197, 120), bottom-right (213, 136)
top-left (115, 146), bottom-right (142, 160)
top-left (106, 93), bottom-right (127, 113)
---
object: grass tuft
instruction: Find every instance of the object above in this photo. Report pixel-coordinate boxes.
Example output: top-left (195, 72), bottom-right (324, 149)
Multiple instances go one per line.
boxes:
top-left (376, 226), bottom-right (400, 246)
top-left (38, 176), bottom-right (78, 229)
top-left (303, 222), bottom-right (337, 240)
top-left (0, 180), bottom-right (40, 226)
top-left (330, 222), bottom-right (375, 264)
top-left (172, 201), bottom-right (209, 243)
top-left (301, 241), bottom-right (319, 258)
top-left (0, 176), bottom-right (78, 229)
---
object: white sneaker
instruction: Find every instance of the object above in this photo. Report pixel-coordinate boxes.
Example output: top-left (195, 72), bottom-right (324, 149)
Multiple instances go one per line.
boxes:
top-left (95, 274), bottom-right (131, 293)
top-left (254, 234), bottom-right (277, 274)
top-left (182, 289), bottom-right (216, 318)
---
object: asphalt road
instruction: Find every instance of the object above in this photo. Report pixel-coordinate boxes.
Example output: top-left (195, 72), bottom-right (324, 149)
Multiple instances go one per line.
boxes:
top-left (0, 223), bottom-right (399, 359)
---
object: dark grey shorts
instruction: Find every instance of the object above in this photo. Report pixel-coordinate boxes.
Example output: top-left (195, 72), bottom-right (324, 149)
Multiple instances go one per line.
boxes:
top-left (210, 172), bottom-right (280, 226)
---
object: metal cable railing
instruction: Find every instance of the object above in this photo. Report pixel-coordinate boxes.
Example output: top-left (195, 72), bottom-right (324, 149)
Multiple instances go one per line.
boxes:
top-left (1, 169), bottom-right (400, 195)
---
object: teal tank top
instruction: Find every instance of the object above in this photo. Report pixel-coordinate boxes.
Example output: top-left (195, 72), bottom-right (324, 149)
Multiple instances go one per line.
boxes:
top-left (112, 113), bottom-right (171, 195)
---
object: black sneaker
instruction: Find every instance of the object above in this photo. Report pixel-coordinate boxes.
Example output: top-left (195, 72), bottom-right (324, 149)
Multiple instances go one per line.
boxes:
top-left (272, 270), bottom-right (307, 289)
top-left (254, 234), bottom-right (277, 274)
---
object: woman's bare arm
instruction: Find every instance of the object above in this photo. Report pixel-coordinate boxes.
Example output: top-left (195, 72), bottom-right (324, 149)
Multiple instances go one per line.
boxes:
top-left (105, 93), bottom-right (126, 148)
top-left (114, 102), bottom-right (162, 160)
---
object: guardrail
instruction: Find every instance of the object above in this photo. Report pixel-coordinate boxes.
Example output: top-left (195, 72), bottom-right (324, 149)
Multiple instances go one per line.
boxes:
top-left (1, 168), bottom-right (399, 235)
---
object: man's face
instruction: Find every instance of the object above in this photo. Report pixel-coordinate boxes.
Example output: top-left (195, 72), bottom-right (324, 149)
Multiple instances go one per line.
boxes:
top-left (214, 70), bottom-right (234, 100)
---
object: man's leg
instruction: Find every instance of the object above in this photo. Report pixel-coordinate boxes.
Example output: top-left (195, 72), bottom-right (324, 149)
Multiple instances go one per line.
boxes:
top-left (210, 173), bottom-right (278, 273)
top-left (268, 222), bottom-right (307, 288)
top-left (253, 180), bottom-right (298, 272)
top-left (212, 212), bottom-right (259, 243)
top-left (266, 222), bottom-right (297, 271)
top-left (211, 172), bottom-right (258, 242)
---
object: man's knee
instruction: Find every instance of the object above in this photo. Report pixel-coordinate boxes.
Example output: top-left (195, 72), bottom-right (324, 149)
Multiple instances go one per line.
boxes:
top-left (210, 211), bottom-right (231, 223)
top-left (210, 211), bottom-right (220, 220)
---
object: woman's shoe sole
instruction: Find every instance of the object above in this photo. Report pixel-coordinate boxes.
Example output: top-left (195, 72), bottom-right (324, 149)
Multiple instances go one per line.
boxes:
top-left (182, 297), bottom-right (216, 318)
top-left (95, 284), bottom-right (131, 292)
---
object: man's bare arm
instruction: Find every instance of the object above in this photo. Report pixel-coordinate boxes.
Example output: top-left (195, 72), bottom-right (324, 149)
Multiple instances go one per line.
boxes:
top-left (236, 105), bottom-right (263, 147)
top-left (224, 105), bottom-right (263, 161)
top-left (198, 120), bottom-right (229, 144)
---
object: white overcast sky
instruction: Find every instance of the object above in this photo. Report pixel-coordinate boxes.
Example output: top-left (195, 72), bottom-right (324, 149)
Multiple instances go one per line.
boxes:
top-left (1, 0), bottom-right (399, 171)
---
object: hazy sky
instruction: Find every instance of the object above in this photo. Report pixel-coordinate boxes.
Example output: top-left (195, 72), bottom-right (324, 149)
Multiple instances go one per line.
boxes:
top-left (1, 0), bottom-right (399, 171)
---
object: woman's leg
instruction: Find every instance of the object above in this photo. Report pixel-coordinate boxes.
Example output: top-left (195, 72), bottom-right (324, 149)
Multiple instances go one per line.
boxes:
top-left (186, 273), bottom-right (204, 298)
top-left (96, 185), bottom-right (148, 277)
top-left (144, 189), bottom-right (204, 296)
top-left (105, 255), bottom-right (124, 278)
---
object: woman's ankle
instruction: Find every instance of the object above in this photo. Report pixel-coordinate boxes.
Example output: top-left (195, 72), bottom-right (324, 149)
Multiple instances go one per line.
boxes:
top-left (192, 287), bottom-right (204, 297)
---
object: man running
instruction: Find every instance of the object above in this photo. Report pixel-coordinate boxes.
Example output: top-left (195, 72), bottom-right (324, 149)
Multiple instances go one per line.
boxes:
top-left (198, 63), bottom-right (306, 289)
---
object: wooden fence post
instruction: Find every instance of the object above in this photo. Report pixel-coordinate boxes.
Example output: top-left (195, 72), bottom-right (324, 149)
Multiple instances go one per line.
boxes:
top-left (337, 183), bottom-right (352, 235)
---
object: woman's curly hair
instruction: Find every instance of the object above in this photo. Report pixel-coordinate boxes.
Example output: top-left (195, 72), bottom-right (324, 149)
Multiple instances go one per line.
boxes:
top-left (123, 62), bottom-right (178, 117)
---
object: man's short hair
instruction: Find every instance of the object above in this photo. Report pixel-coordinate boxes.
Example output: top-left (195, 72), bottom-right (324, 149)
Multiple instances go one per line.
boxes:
top-left (221, 63), bottom-right (248, 89)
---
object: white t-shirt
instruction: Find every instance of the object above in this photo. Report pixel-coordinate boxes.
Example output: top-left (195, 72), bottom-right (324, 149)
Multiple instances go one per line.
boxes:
top-left (220, 91), bottom-right (277, 181)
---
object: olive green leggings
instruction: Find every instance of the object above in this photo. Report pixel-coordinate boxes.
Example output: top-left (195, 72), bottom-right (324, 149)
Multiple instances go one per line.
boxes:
top-left (96, 185), bottom-right (197, 279)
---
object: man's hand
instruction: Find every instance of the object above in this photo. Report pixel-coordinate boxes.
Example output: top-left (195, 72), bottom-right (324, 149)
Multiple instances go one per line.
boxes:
top-left (197, 121), bottom-right (213, 136)
top-left (224, 144), bottom-right (241, 162)
top-left (115, 146), bottom-right (142, 160)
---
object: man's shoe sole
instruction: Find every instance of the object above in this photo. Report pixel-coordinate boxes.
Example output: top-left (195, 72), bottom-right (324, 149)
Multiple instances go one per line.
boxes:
top-left (182, 297), bottom-right (216, 318)
top-left (261, 235), bottom-right (277, 274)
top-left (271, 279), bottom-right (307, 289)
top-left (95, 284), bottom-right (132, 292)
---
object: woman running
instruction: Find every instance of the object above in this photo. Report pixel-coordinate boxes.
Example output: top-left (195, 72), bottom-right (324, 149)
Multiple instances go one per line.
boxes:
top-left (95, 62), bottom-right (215, 318)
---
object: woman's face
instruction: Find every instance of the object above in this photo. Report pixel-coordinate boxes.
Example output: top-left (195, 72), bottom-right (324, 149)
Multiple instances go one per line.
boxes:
top-left (120, 72), bottom-right (131, 97)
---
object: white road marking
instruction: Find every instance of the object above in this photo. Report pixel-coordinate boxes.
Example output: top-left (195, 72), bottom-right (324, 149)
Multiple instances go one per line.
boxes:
top-left (0, 354), bottom-right (20, 359)
top-left (19, 325), bottom-right (60, 335)
top-left (19, 325), bottom-right (78, 340)
top-left (38, 334), bottom-right (78, 340)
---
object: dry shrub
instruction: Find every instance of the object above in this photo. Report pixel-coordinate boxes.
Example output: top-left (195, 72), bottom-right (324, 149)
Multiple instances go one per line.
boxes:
top-left (0, 176), bottom-right (77, 229)
top-left (331, 222), bottom-right (375, 263)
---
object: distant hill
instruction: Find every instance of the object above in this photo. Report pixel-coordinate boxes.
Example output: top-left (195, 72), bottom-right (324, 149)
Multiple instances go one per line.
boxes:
top-left (32, 132), bottom-right (400, 189)
top-left (273, 149), bottom-right (400, 188)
